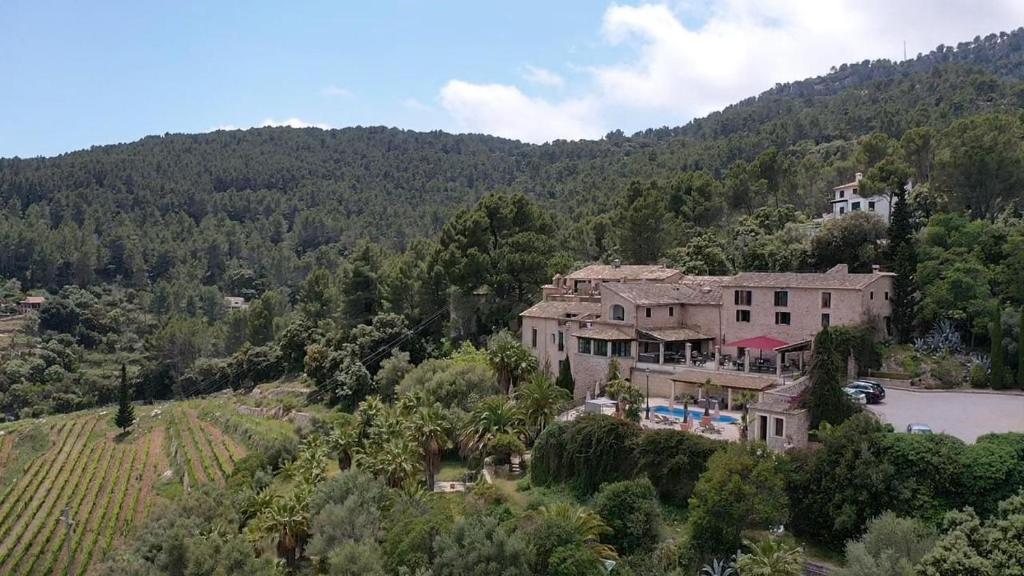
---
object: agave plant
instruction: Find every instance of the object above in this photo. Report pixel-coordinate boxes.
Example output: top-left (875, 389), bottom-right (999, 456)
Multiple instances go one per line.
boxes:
top-left (700, 558), bottom-right (735, 576)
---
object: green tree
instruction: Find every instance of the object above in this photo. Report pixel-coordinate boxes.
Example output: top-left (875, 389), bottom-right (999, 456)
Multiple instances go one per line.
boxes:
top-left (990, 308), bottom-right (1006, 389)
top-left (254, 491), bottom-right (311, 567)
top-left (892, 241), bottom-right (917, 344)
top-left (459, 396), bottom-right (523, 458)
top-left (114, 364), bottom-right (135, 433)
top-left (438, 192), bottom-right (558, 333)
top-left (340, 242), bottom-right (383, 328)
top-left (486, 330), bottom-right (537, 395)
top-left (689, 443), bottom-right (789, 559)
top-left (300, 267), bottom-right (337, 322)
top-left (246, 297), bottom-right (275, 345)
top-left (935, 113), bottom-right (1024, 218)
top-left (529, 502), bottom-right (616, 575)
top-left (805, 328), bottom-right (857, 429)
top-left (1019, 307), bottom-right (1024, 389)
top-left (835, 512), bottom-right (937, 576)
top-left (556, 355), bottom-right (575, 396)
top-left (634, 429), bottom-right (723, 506)
top-left (432, 513), bottom-right (533, 576)
top-left (734, 537), bottom-right (804, 576)
top-left (617, 181), bottom-right (668, 263)
top-left (410, 403), bottom-right (451, 491)
top-left (304, 343), bottom-right (376, 409)
top-left (808, 212), bottom-right (887, 273)
top-left (517, 372), bottom-right (570, 441)
top-left (593, 478), bottom-right (661, 556)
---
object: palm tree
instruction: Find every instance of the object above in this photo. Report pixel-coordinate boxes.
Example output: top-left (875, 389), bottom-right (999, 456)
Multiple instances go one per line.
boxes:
top-left (734, 537), bottom-right (804, 576)
top-left (700, 559), bottom-right (736, 576)
top-left (411, 403), bottom-right (452, 490)
top-left (359, 433), bottom-right (420, 488)
top-left (460, 395), bottom-right (524, 457)
top-left (328, 423), bottom-right (359, 471)
top-left (287, 434), bottom-right (329, 486)
top-left (355, 395), bottom-right (385, 440)
top-left (737, 389), bottom-right (761, 438)
top-left (486, 330), bottom-right (538, 395)
top-left (535, 502), bottom-right (618, 561)
top-left (516, 373), bottom-right (570, 441)
top-left (255, 492), bottom-right (311, 567)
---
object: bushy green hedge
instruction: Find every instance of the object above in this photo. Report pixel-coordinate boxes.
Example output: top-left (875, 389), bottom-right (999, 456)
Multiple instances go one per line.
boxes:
top-left (531, 415), bottom-right (725, 506)
top-left (530, 415), bottom-right (639, 496)
top-left (634, 430), bottom-right (724, 507)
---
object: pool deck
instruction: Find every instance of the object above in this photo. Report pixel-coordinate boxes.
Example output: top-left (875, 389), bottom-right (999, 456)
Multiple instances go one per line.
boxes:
top-left (642, 397), bottom-right (743, 441)
top-left (556, 397), bottom-right (744, 441)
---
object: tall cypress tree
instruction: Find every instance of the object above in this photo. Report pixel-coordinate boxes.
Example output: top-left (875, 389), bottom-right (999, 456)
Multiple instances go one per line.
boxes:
top-left (806, 328), bottom-right (856, 429)
top-left (990, 309), bottom-right (1005, 390)
top-left (555, 356), bottom-right (575, 396)
top-left (114, 364), bottom-right (135, 434)
top-left (889, 187), bottom-right (917, 343)
top-left (1018, 307), bottom-right (1024, 389)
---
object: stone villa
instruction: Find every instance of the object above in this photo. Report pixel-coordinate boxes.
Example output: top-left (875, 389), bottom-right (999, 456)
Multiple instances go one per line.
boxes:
top-left (521, 261), bottom-right (894, 448)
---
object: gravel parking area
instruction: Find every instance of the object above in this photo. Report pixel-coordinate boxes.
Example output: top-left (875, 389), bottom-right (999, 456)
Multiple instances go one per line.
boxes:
top-left (867, 388), bottom-right (1024, 442)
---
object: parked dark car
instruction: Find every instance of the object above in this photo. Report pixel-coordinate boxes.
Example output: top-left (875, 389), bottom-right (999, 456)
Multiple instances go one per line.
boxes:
top-left (847, 380), bottom-right (885, 404)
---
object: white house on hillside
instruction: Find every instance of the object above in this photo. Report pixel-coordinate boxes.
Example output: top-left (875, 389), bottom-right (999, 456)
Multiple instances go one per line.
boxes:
top-left (828, 172), bottom-right (892, 222)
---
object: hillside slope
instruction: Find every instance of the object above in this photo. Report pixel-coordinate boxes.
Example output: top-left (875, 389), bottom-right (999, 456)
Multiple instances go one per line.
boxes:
top-left (0, 398), bottom-right (278, 576)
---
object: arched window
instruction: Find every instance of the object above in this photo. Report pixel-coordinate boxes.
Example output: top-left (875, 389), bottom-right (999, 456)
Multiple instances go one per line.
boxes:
top-left (611, 304), bottom-right (625, 321)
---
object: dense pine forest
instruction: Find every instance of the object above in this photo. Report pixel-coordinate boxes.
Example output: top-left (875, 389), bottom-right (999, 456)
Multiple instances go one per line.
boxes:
top-left (2, 30), bottom-right (1024, 417)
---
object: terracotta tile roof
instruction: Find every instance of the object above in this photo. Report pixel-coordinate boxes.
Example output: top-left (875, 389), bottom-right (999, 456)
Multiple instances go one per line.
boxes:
top-left (638, 327), bottom-right (713, 341)
top-left (20, 296), bottom-right (45, 305)
top-left (565, 264), bottom-right (679, 281)
top-left (571, 323), bottom-right (634, 340)
top-left (679, 276), bottom-right (730, 304)
top-left (603, 282), bottom-right (708, 305)
top-left (520, 300), bottom-right (601, 319)
top-left (724, 271), bottom-right (888, 290)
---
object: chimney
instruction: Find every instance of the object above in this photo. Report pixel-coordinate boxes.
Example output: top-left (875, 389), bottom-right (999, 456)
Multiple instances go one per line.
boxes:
top-left (872, 264), bottom-right (881, 274)
top-left (855, 172), bottom-right (863, 182)
top-left (612, 258), bottom-right (621, 269)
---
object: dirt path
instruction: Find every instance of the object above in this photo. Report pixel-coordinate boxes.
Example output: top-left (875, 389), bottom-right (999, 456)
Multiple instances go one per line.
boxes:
top-left (0, 433), bottom-right (14, 474)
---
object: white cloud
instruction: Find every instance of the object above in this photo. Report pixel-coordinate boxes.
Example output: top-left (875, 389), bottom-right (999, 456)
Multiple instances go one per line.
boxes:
top-left (522, 65), bottom-right (565, 88)
top-left (439, 80), bottom-right (603, 143)
top-left (431, 1), bottom-right (1024, 140)
top-left (322, 85), bottom-right (353, 98)
top-left (260, 117), bottom-right (332, 129)
top-left (593, 0), bottom-right (1024, 120)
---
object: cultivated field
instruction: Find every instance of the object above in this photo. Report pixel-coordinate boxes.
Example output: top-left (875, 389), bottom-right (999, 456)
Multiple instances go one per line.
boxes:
top-left (0, 400), bottom-right (250, 575)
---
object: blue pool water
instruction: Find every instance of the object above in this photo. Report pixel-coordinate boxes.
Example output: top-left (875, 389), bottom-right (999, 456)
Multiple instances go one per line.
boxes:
top-left (653, 405), bottom-right (738, 424)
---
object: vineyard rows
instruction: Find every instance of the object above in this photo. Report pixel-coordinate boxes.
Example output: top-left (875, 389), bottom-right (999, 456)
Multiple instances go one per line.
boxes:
top-left (0, 403), bottom-right (246, 575)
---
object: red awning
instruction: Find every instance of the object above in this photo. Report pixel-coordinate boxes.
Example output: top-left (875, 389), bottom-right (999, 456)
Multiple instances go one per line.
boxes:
top-left (722, 335), bottom-right (789, 350)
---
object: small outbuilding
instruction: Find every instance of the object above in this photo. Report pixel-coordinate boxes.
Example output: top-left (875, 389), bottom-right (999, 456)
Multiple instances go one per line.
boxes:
top-left (18, 296), bottom-right (45, 314)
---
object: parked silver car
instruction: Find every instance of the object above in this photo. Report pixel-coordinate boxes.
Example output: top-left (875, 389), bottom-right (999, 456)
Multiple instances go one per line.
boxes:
top-left (906, 423), bottom-right (933, 435)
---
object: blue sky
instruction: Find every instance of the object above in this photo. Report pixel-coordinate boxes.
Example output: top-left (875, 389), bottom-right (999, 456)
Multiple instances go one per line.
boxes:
top-left (3, 0), bottom-right (1023, 158)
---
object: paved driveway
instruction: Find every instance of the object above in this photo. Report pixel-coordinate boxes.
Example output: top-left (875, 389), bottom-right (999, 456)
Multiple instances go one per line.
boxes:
top-left (867, 388), bottom-right (1024, 443)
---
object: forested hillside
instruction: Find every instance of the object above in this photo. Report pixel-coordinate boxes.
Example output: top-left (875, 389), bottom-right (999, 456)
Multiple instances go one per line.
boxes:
top-left (2, 29), bottom-right (1024, 289)
top-left (2, 28), bottom-right (1024, 418)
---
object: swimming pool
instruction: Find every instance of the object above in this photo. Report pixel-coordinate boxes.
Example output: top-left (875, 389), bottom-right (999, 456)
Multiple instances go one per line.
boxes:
top-left (652, 405), bottom-right (738, 424)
